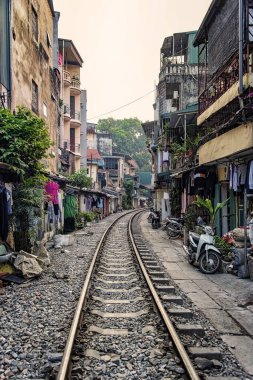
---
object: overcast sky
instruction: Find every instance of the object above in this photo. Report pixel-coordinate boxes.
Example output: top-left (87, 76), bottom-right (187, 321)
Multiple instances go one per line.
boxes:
top-left (53, 0), bottom-right (212, 123)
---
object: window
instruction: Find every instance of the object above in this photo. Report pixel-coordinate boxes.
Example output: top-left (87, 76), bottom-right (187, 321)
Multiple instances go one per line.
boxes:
top-left (32, 6), bottom-right (38, 41)
top-left (32, 80), bottom-right (38, 113)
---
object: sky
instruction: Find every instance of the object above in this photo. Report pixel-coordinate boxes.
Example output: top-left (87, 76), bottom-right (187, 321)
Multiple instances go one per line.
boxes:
top-left (53, 0), bottom-right (212, 123)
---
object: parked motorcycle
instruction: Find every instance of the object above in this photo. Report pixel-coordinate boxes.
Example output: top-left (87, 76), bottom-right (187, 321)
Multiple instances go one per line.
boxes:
top-left (147, 208), bottom-right (155, 223)
top-left (165, 216), bottom-right (184, 239)
top-left (183, 224), bottom-right (221, 274)
top-left (151, 210), bottom-right (161, 229)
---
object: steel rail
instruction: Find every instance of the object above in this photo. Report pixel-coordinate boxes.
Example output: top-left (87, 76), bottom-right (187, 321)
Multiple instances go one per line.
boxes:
top-left (57, 210), bottom-right (137, 380)
top-left (128, 212), bottom-right (200, 380)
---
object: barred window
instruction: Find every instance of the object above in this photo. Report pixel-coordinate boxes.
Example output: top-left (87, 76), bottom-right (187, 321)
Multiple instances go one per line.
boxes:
top-left (32, 80), bottom-right (38, 113)
top-left (32, 6), bottom-right (38, 41)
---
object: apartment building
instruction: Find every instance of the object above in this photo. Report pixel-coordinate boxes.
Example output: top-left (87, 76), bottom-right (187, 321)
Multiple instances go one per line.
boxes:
top-left (58, 38), bottom-right (83, 174)
top-left (143, 31), bottom-right (199, 220)
top-left (193, 0), bottom-right (253, 234)
top-left (0, 0), bottom-right (60, 173)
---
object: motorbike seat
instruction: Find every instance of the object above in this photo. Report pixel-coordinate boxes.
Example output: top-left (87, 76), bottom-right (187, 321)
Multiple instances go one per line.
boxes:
top-left (191, 232), bottom-right (200, 242)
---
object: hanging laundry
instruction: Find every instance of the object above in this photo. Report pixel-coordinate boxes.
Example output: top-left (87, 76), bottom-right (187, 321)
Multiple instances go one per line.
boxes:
top-left (238, 164), bottom-right (247, 185)
top-left (48, 201), bottom-right (54, 224)
top-left (0, 185), bottom-right (9, 241)
top-left (91, 197), bottom-right (97, 208)
top-left (57, 191), bottom-right (63, 223)
top-left (86, 195), bottom-right (93, 210)
top-left (233, 165), bottom-right (238, 192)
top-left (163, 151), bottom-right (169, 161)
top-left (246, 160), bottom-right (253, 193)
top-left (45, 181), bottom-right (60, 204)
top-left (97, 197), bottom-right (103, 209)
top-left (229, 164), bottom-right (233, 190)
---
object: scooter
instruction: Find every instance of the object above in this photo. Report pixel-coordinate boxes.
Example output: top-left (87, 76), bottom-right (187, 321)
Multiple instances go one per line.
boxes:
top-left (183, 224), bottom-right (221, 274)
top-left (151, 210), bottom-right (161, 229)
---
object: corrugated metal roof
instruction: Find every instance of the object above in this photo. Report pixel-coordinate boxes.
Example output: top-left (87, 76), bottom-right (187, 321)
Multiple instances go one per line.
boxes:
top-left (187, 32), bottom-right (198, 64)
top-left (136, 172), bottom-right (152, 186)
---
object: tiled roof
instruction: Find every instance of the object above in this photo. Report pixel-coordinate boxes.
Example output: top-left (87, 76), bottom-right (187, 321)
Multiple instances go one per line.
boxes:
top-left (87, 149), bottom-right (101, 160)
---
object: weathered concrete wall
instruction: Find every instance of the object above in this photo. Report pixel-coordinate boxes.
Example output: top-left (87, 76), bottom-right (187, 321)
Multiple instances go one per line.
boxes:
top-left (11, 0), bottom-right (59, 173)
top-left (97, 134), bottom-right (112, 155)
top-left (158, 65), bottom-right (198, 116)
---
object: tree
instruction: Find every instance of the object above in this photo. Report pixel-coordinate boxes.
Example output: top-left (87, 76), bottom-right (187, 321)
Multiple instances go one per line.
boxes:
top-left (122, 179), bottom-right (134, 209)
top-left (65, 169), bottom-right (92, 189)
top-left (194, 196), bottom-right (230, 228)
top-left (97, 117), bottom-right (151, 170)
top-left (0, 107), bottom-right (52, 178)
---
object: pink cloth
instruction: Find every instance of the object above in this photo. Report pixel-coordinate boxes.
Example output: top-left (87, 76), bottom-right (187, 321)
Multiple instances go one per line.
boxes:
top-left (45, 181), bottom-right (59, 204)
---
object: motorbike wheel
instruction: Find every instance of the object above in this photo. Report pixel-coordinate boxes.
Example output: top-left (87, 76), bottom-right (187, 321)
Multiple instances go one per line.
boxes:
top-left (199, 250), bottom-right (221, 274)
top-left (166, 221), bottom-right (182, 239)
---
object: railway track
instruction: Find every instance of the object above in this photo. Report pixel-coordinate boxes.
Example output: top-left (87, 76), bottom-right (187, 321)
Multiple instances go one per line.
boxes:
top-left (56, 211), bottom-right (247, 380)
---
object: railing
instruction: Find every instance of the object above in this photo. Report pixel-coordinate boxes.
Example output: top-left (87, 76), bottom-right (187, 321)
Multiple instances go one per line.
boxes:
top-left (156, 172), bottom-right (171, 183)
top-left (71, 78), bottom-right (80, 90)
top-left (199, 57), bottom-right (247, 115)
top-left (63, 140), bottom-right (80, 153)
top-left (64, 104), bottom-right (70, 114)
top-left (63, 70), bottom-right (71, 82)
top-left (108, 169), bottom-right (118, 177)
top-left (70, 110), bottom-right (81, 121)
top-left (0, 91), bottom-right (11, 109)
top-left (159, 63), bottom-right (198, 81)
top-left (70, 144), bottom-right (80, 153)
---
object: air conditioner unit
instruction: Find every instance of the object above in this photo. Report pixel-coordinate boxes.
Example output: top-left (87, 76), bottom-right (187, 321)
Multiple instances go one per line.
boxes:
top-left (173, 91), bottom-right (179, 99)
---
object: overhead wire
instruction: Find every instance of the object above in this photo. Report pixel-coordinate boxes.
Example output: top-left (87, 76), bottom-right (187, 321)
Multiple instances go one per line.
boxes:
top-left (87, 89), bottom-right (155, 121)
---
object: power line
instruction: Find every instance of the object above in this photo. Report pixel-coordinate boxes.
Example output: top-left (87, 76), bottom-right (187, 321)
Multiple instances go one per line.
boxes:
top-left (87, 89), bottom-right (155, 121)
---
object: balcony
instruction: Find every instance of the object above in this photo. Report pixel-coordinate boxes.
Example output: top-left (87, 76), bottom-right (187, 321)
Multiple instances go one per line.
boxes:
top-left (63, 70), bottom-right (71, 86)
top-left (108, 168), bottom-right (118, 177)
top-left (0, 91), bottom-right (11, 109)
top-left (63, 104), bottom-right (70, 120)
top-left (155, 172), bottom-right (171, 188)
top-left (63, 140), bottom-right (81, 154)
top-left (197, 56), bottom-right (252, 126)
top-left (70, 78), bottom-right (81, 95)
top-left (70, 110), bottom-right (81, 127)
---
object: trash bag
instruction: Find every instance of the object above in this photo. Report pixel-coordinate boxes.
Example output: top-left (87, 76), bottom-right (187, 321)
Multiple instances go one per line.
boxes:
top-left (14, 251), bottom-right (43, 278)
top-left (54, 234), bottom-right (75, 249)
top-left (33, 241), bottom-right (50, 268)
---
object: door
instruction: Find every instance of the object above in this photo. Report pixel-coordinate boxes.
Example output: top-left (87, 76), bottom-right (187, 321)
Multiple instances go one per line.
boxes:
top-left (70, 128), bottom-right (75, 152)
top-left (70, 96), bottom-right (75, 119)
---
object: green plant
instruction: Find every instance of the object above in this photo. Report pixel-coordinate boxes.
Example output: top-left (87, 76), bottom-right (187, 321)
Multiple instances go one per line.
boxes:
top-left (12, 183), bottom-right (44, 251)
top-left (123, 179), bottom-right (134, 209)
top-left (184, 204), bottom-right (200, 231)
top-left (213, 235), bottom-right (232, 260)
top-left (194, 195), bottom-right (230, 228)
top-left (75, 211), bottom-right (96, 228)
top-left (65, 169), bottom-right (92, 189)
top-left (170, 186), bottom-right (181, 216)
top-left (0, 107), bottom-right (52, 177)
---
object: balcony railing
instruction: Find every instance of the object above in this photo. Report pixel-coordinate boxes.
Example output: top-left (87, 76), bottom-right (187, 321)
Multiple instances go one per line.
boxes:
top-left (63, 70), bottom-right (71, 83)
top-left (70, 110), bottom-right (81, 121)
top-left (0, 91), bottom-right (11, 109)
top-left (71, 78), bottom-right (80, 91)
top-left (108, 168), bottom-right (118, 177)
top-left (70, 144), bottom-right (80, 153)
top-left (156, 172), bottom-right (171, 183)
top-left (63, 140), bottom-right (80, 153)
top-left (64, 104), bottom-right (70, 114)
top-left (199, 58), bottom-right (247, 115)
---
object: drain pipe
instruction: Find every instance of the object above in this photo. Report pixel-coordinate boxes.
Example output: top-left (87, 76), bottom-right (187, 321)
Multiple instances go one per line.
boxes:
top-left (239, 0), bottom-right (248, 273)
top-left (239, 0), bottom-right (244, 96)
